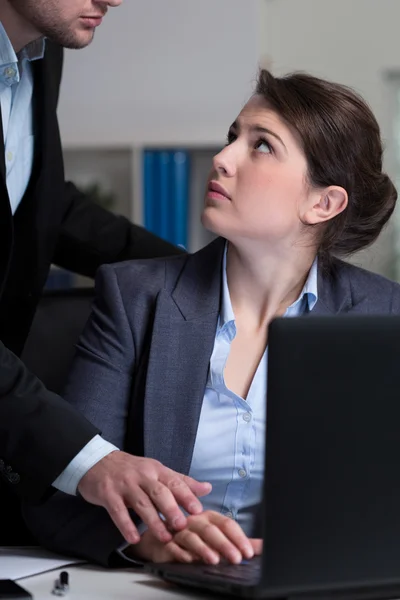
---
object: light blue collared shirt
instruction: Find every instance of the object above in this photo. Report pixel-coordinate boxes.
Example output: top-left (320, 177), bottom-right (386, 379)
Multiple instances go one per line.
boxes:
top-left (0, 22), bottom-right (118, 494)
top-left (189, 249), bottom-right (318, 535)
top-left (0, 22), bottom-right (44, 214)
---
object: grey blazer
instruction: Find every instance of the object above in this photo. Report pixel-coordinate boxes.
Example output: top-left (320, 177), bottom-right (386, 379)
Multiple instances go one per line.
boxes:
top-left (23, 238), bottom-right (400, 565)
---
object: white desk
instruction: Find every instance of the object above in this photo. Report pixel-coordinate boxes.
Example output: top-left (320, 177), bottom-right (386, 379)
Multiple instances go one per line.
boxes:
top-left (21, 564), bottom-right (216, 600)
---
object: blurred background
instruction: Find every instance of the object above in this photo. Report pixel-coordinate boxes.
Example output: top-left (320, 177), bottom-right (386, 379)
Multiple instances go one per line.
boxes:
top-left (48, 0), bottom-right (400, 287)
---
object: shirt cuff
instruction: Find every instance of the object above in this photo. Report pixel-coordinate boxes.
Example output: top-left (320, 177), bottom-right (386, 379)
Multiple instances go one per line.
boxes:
top-left (52, 435), bottom-right (118, 495)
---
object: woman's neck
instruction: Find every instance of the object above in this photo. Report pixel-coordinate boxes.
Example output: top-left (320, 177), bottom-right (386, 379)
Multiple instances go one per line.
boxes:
top-left (225, 242), bottom-right (317, 330)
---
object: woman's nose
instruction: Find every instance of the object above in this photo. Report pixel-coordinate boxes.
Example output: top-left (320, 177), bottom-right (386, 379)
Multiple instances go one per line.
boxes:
top-left (212, 146), bottom-right (237, 177)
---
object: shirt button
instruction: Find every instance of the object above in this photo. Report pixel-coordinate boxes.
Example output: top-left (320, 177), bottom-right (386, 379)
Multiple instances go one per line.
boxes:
top-left (225, 511), bottom-right (234, 519)
top-left (4, 67), bottom-right (16, 78)
top-left (238, 468), bottom-right (247, 478)
top-left (242, 412), bottom-right (251, 422)
top-left (6, 151), bottom-right (13, 162)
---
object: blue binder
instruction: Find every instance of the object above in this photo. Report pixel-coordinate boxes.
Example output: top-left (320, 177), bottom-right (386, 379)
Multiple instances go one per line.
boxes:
top-left (143, 150), bottom-right (156, 234)
top-left (159, 150), bottom-right (171, 241)
top-left (143, 148), bottom-right (190, 248)
top-left (171, 150), bottom-right (190, 248)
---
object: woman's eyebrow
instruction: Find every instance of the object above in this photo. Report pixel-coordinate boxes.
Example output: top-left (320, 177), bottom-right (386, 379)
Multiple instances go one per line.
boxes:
top-left (229, 120), bottom-right (287, 153)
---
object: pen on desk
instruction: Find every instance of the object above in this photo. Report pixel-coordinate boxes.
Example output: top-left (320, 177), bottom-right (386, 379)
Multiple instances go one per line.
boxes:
top-left (51, 571), bottom-right (69, 596)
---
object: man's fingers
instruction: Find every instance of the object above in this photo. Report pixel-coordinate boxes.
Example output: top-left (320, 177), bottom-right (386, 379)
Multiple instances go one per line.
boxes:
top-left (125, 487), bottom-right (173, 543)
top-left (103, 494), bottom-right (140, 544)
top-left (161, 475), bottom-right (206, 518)
top-left (181, 474), bottom-right (212, 498)
top-left (138, 480), bottom-right (189, 536)
top-left (159, 469), bottom-right (212, 516)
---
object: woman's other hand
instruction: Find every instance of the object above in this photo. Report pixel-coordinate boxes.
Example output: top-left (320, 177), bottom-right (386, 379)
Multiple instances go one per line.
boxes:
top-left (127, 510), bottom-right (263, 564)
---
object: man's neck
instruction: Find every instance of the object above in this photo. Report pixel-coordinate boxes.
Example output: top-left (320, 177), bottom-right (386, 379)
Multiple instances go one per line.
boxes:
top-left (0, 1), bottom-right (40, 52)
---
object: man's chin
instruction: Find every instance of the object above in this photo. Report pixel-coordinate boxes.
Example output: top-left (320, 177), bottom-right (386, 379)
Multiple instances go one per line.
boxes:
top-left (49, 28), bottom-right (95, 50)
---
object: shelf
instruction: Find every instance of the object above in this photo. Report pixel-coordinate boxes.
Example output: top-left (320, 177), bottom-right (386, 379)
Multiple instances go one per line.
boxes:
top-left (47, 144), bottom-right (220, 289)
top-left (63, 147), bottom-right (133, 220)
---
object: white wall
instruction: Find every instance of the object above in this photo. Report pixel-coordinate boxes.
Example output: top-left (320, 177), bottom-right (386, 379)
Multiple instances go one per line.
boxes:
top-left (261, 0), bottom-right (400, 276)
top-left (58, 0), bottom-right (261, 147)
top-left (58, 0), bottom-right (400, 274)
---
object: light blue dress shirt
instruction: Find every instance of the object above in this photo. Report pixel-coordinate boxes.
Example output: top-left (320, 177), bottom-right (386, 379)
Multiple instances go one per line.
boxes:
top-left (0, 22), bottom-right (44, 214)
top-left (0, 22), bottom-right (117, 494)
top-left (188, 248), bottom-right (318, 535)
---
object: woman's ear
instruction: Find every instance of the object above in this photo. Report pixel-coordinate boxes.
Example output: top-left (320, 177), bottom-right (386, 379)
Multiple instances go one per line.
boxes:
top-left (303, 186), bottom-right (348, 225)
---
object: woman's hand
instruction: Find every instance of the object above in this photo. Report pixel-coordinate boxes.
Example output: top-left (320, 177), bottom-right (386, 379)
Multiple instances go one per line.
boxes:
top-left (127, 510), bottom-right (263, 564)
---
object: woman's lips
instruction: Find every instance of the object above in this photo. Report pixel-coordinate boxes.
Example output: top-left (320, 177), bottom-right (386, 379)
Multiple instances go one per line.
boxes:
top-left (207, 181), bottom-right (231, 201)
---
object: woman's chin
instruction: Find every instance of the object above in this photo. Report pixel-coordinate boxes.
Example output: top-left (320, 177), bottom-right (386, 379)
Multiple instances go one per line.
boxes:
top-left (201, 209), bottom-right (228, 238)
top-left (201, 212), bottom-right (216, 234)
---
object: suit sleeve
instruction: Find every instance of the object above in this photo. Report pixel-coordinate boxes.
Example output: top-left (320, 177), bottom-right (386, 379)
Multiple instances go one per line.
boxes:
top-left (53, 182), bottom-right (185, 278)
top-left (22, 264), bottom-right (140, 566)
top-left (0, 341), bottom-right (99, 502)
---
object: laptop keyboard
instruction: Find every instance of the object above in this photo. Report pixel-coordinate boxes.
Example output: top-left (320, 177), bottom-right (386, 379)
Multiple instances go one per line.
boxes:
top-left (201, 555), bottom-right (261, 583)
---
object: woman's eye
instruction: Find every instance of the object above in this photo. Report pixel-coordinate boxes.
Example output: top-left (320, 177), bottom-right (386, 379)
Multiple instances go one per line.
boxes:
top-left (255, 139), bottom-right (272, 154)
top-left (226, 131), bottom-right (237, 145)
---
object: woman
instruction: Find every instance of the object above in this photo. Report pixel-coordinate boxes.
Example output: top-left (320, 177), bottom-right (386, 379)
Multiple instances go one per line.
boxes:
top-left (24, 69), bottom-right (400, 566)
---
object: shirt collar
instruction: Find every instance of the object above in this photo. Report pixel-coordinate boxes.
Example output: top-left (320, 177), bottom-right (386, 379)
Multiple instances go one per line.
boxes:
top-left (0, 21), bottom-right (45, 86)
top-left (219, 244), bottom-right (234, 328)
top-left (19, 37), bottom-right (45, 62)
top-left (290, 255), bottom-right (318, 312)
top-left (219, 243), bottom-right (319, 328)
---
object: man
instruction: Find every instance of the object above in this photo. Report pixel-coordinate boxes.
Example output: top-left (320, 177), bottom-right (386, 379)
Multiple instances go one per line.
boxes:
top-left (0, 0), bottom-right (211, 546)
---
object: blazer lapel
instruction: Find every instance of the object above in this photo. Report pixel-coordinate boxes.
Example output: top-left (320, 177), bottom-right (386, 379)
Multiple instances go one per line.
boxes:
top-left (143, 251), bottom-right (371, 473)
top-left (143, 239), bottom-right (225, 475)
top-left (30, 52), bottom-right (56, 217)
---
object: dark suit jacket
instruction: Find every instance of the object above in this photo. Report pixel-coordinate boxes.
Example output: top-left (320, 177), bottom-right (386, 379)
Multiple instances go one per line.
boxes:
top-left (23, 238), bottom-right (400, 565)
top-left (0, 42), bottom-right (182, 541)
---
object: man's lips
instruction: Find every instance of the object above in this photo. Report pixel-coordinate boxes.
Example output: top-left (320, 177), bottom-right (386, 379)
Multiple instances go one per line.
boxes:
top-left (80, 16), bottom-right (103, 27)
top-left (207, 181), bottom-right (231, 201)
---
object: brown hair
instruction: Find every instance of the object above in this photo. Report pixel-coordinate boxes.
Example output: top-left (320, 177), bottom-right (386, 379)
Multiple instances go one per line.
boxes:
top-left (255, 69), bottom-right (397, 261)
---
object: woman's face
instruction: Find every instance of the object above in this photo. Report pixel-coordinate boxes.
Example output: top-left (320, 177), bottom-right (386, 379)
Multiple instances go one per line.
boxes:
top-left (202, 95), bottom-right (322, 251)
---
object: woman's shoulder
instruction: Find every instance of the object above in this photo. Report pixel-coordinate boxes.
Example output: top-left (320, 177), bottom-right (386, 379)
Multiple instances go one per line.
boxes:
top-left (332, 257), bottom-right (399, 286)
top-left (98, 253), bottom-right (189, 297)
top-left (98, 238), bottom-right (225, 300)
top-left (329, 257), bottom-right (400, 308)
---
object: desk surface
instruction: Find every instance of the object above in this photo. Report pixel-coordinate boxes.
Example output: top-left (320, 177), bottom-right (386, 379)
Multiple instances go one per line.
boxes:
top-left (21, 563), bottom-right (215, 600)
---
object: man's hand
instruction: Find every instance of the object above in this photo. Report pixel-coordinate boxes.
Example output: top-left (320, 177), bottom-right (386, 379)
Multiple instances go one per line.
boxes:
top-left (77, 450), bottom-right (211, 544)
top-left (128, 510), bottom-right (263, 564)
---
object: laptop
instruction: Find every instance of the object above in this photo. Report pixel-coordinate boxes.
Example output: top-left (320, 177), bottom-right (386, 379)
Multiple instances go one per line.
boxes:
top-left (145, 315), bottom-right (400, 599)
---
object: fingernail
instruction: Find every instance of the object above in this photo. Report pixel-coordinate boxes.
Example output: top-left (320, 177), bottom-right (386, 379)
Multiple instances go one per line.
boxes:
top-left (130, 533), bottom-right (140, 544)
top-left (188, 502), bottom-right (202, 514)
top-left (172, 516), bottom-right (186, 530)
top-left (228, 551), bottom-right (242, 564)
top-left (207, 552), bottom-right (219, 565)
top-left (243, 545), bottom-right (254, 559)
